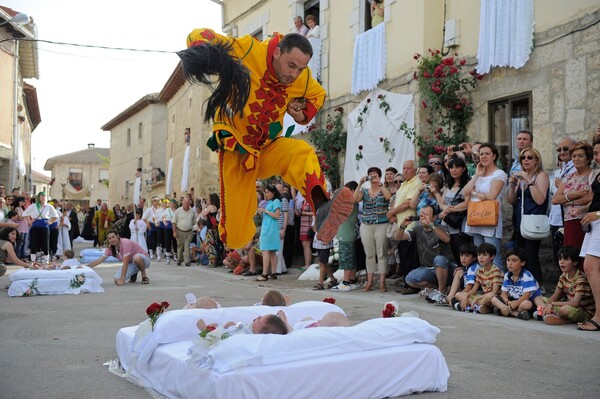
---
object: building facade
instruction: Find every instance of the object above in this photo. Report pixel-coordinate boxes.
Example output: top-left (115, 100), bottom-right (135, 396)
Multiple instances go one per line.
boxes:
top-left (43, 145), bottom-right (110, 206)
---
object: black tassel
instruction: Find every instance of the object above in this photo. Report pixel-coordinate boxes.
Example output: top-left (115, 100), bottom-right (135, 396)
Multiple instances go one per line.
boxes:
top-left (177, 41), bottom-right (250, 123)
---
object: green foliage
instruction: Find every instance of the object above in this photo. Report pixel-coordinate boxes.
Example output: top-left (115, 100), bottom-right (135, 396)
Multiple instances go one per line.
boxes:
top-left (401, 49), bottom-right (484, 163)
top-left (309, 107), bottom-right (347, 190)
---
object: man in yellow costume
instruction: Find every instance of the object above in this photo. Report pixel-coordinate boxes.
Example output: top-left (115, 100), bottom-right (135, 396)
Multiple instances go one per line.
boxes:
top-left (178, 29), bottom-right (354, 249)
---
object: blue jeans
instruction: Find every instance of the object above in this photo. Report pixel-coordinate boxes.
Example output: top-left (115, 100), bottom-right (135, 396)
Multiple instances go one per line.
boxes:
top-left (405, 255), bottom-right (454, 286)
top-left (471, 233), bottom-right (503, 270)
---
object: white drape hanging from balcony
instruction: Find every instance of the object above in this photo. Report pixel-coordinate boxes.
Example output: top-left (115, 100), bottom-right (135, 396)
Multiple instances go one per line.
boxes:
top-left (344, 89), bottom-right (414, 184)
top-left (166, 158), bottom-right (173, 195)
top-left (476, 0), bottom-right (534, 74)
top-left (181, 145), bottom-right (190, 193)
top-left (351, 23), bottom-right (386, 95)
top-left (308, 37), bottom-right (322, 82)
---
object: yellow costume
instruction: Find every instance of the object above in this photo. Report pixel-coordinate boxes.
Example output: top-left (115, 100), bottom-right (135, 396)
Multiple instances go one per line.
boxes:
top-left (184, 29), bottom-right (327, 248)
top-left (93, 209), bottom-right (115, 246)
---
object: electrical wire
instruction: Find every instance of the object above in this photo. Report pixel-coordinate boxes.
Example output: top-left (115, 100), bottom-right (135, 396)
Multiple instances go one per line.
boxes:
top-left (1, 37), bottom-right (179, 53)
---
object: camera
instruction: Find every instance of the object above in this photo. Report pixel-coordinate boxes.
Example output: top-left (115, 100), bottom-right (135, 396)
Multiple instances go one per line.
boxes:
top-left (407, 215), bottom-right (419, 222)
top-left (425, 184), bottom-right (431, 191)
top-left (367, 176), bottom-right (373, 181)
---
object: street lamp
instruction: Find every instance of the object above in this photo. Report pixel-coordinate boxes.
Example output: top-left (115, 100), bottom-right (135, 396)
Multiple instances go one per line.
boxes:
top-left (0, 12), bottom-right (29, 27)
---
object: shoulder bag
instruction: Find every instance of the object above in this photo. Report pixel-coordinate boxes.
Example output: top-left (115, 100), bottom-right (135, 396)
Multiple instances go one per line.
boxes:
top-left (442, 186), bottom-right (467, 229)
top-left (467, 199), bottom-right (499, 227)
top-left (519, 183), bottom-right (550, 240)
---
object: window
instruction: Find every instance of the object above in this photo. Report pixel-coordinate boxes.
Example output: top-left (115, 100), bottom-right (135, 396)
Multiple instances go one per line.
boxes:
top-left (138, 157), bottom-right (143, 170)
top-left (125, 180), bottom-right (130, 199)
top-left (69, 168), bottom-right (83, 191)
top-left (127, 128), bottom-right (131, 147)
top-left (138, 122), bottom-right (143, 139)
top-left (251, 28), bottom-right (263, 41)
top-left (488, 93), bottom-right (532, 171)
top-left (99, 169), bottom-right (109, 183)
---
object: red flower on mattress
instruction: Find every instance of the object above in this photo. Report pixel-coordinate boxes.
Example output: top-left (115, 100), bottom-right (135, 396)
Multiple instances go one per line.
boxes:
top-left (199, 325), bottom-right (216, 338)
top-left (382, 301), bottom-right (400, 318)
top-left (146, 301), bottom-right (170, 329)
top-left (323, 297), bottom-right (336, 304)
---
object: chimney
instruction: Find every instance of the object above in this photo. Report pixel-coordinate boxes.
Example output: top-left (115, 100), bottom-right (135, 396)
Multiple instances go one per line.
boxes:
top-left (88, 143), bottom-right (95, 148)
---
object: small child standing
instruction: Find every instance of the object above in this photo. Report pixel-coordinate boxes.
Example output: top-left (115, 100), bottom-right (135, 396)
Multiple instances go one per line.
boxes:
top-left (60, 249), bottom-right (82, 269)
top-left (448, 243), bottom-right (480, 309)
top-left (465, 243), bottom-right (503, 313)
top-left (491, 248), bottom-right (541, 320)
top-left (534, 246), bottom-right (595, 325)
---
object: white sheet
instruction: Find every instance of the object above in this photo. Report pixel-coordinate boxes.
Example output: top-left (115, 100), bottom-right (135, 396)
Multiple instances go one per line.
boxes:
top-left (352, 22), bottom-right (387, 95)
top-left (344, 88), bottom-right (415, 183)
top-left (133, 302), bottom-right (345, 367)
top-left (476, 0), bottom-right (534, 74)
top-left (8, 266), bottom-right (104, 296)
top-left (115, 319), bottom-right (449, 399)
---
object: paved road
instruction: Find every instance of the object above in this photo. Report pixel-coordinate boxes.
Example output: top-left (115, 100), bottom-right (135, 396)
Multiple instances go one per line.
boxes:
top-left (1, 244), bottom-right (599, 398)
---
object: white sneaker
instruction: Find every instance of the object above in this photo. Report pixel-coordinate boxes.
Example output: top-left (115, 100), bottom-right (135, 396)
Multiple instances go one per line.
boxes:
top-left (419, 288), bottom-right (433, 298)
top-left (348, 283), bottom-right (359, 291)
top-left (331, 283), bottom-right (351, 292)
top-left (427, 290), bottom-right (443, 303)
top-left (156, 255), bottom-right (162, 262)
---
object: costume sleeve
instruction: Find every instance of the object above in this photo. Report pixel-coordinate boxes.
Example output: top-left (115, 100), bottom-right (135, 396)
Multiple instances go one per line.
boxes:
top-left (301, 73), bottom-right (326, 123)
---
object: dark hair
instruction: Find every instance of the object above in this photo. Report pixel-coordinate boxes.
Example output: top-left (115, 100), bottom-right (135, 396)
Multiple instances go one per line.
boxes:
top-left (558, 246), bottom-right (580, 261)
top-left (478, 143), bottom-right (499, 164)
top-left (258, 314), bottom-right (288, 335)
top-left (209, 193), bottom-right (220, 208)
top-left (345, 181), bottom-right (359, 191)
top-left (106, 229), bottom-right (121, 258)
top-left (279, 33), bottom-right (313, 58)
top-left (385, 167), bottom-right (398, 174)
top-left (261, 290), bottom-right (287, 306)
top-left (0, 227), bottom-right (19, 242)
top-left (6, 210), bottom-right (17, 219)
top-left (427, 173), bottom-right (443, 188)
top-left (64, 249), bottom-right (75, 259)
top-left (506, 247), bottom-right (527, 264)
top-left (264, 185), bottom-right (281, 200)
top-left (477, 242), bottom-right (497, 257)
top-left (518, 129), bottom-right (533, 142)
top-left (419, 164), bottom-right (434, 174)
top-left (446, 157), bottom-right (470, 189)
top-left (593, 134), bottom-right (600, 147)
top-left (459, 243), bottom-right (478, 258)
top-left (305, 14), bottom-right (317, 24)
top-left (367, 166), bottom-right (382, 177)
top-left (420, 204), bottom-right (437, 216)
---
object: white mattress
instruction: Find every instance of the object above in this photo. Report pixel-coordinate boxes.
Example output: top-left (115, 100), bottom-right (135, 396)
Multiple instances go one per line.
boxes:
top-left (114, 306), bottom-right (449, 399)
top-left (8, 266), bottom-right (104, 296)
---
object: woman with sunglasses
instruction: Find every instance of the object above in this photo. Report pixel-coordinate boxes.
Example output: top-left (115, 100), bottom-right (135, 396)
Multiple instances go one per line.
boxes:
top-left (507, 148), bottom-right (550, 284)
top-left (438, 157), bottom-right (472, 262)
top-left (552, 141), bottom-right (594, 251)
top-left (548, 137), bottom-right (576, 269)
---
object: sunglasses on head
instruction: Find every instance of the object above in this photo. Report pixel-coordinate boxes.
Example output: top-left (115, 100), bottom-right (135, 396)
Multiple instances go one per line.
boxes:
top-left (520, 155), bottom-right (534, 161)
top-left (556, 146), bottom-right (570, 153)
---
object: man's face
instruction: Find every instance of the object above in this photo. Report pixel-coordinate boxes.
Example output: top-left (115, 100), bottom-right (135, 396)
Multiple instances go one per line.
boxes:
top-left (516, 132), bottom-right (532, 151)
top-left (97, 199), bottom-right (102, 206)
top-left (294, 17), bottom-right (303, 29)
top-left (419, 206), bottom-right (435, 226)
top-left (471, 144), bottom-right (481, 163)
top-left (556, 138), bottom-right (573, 163)
top-left (182, 197), bottom-right (191, 209)
top-left (272, 46), bottom-right (310, 86)
top-left (402, 161), bottom-right (416, 180)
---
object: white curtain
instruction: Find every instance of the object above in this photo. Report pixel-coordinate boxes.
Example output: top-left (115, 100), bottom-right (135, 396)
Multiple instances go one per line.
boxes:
top-left (511, 117), bottom-right (528, 156)
top-left (166, 158), bottom-right (173, 195)
top-left (344, 89), bottom-right (414, 184)
top-left (476, 0), bottom-right (534, 74)
top-left (308, 37), bottom-right (322, 82)
top-left (181, 146), bottom-right (190, 193)
top-left (133, 177), bottom-right (142, 205)
top-left (351, 23), bottom-right (387, 95)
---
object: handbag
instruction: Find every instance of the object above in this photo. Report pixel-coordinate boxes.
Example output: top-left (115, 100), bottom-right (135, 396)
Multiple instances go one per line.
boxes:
top-left (519, 185), bottom-right (550, 240)
top-left (467, 199), bottom-right (499, 227)
top-left (442, 186), bottom-right (467, 229)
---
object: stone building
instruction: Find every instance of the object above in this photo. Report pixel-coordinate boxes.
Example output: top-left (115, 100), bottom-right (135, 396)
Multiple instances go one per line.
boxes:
top-left (43, 144), bottom-right (110, 206)
top-left (0, 6), bottom-right (40, 195)
top-left (101, 94), bottom-right (167, 206)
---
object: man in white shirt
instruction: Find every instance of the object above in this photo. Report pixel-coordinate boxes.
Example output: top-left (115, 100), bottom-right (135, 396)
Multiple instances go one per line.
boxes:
top-left (293, 16), bottom-right (309, 36)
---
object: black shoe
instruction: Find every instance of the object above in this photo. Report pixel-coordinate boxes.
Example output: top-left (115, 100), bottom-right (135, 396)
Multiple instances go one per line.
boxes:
top-left (493, 307), bottom-right (503, 316)
top-left (129, 273), bottom-right (138, 283)
top-left (395, 287), bottom-right (419, 295)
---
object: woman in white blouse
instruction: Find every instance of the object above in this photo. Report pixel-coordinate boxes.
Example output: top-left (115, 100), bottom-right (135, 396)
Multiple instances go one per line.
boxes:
top-left (305, 15), bottom-right (320, 39)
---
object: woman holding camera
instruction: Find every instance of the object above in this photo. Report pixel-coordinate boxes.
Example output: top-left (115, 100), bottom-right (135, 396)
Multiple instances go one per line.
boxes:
top-left (507, 147), bottom-right (549, 284)
top-left (551, 141), bottom-right (594, 251)
top-left (463, 143), bottom-right (507, 269)
top-left (410, 172), bottom-right (443, 216)
top-left (354, 167), bottom-right (391, 292)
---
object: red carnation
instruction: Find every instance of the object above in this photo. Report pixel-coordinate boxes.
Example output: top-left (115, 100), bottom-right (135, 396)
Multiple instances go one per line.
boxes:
top-left (323, 297), bottom-right (336, 304)
top-left (423, 72), bottom-right (430, 78)
top-left (421, 101), bottom-right (428, 109)
top-left (455, 104), bottom-right (462, 110)
top-left (161, 301), bottom-right (170, 309)
top-left (442, 57), bottom-right (454, 66)
top-left (379, 137), bottom-right (384, 142)
top-left (206, 325), bottom-right (216, 332)
top-left (460, 59), bottom-right (466, 65)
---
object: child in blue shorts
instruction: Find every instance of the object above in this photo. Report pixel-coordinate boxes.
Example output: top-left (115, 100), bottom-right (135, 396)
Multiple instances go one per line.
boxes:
top-left (491, 247), bottom-right (541, 320)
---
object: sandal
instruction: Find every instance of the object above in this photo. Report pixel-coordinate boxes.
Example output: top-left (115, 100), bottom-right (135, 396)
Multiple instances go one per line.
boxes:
top-left (577, 319), bottom-right (600, 331)
top-left (379, 284), bottom-right (387, 293)
top-left (269, 273), bottom-right (278, 280)
top-left (436, 296), bottom-right (450, 306)
top-left (141, 277), bottom-right (149, 285)
top-left (326, 279), bottom-right (338, 289)
top-left (362, 284), bottom-right (373, 292)
top-left (312, 283), bottom-right (325, 290)
top-left (243, 270), bottom-right (258, 277)
top-left (129, 273), bottom-right (138, 283)
top-left (256, 275), bottom-right (269, 282)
